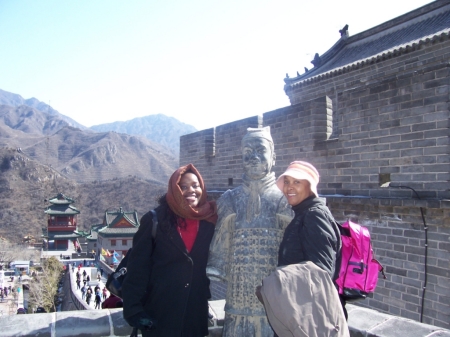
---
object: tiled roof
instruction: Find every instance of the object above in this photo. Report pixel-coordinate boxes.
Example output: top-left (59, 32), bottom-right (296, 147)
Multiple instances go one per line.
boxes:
top-left (48, 193), bottom-right (75, 205)
top-left (98, 227), bottom-right (138, 237)
top-left (104, 208), bottom-right (139, 228)
top-left (47, 232), bottom-right (81, 239)
top-left (44, 204), bottom-right (80, 215)
top-left (284, 1), bottom-right (450, 88)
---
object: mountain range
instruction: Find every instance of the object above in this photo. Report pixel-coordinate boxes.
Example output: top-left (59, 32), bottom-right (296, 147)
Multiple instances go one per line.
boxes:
top-left (0, 88), bottom-right (197, 244)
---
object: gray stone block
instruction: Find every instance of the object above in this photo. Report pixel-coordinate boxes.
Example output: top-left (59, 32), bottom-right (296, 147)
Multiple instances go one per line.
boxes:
top-left (368, 317), bottom-right (444, 337)
top-left (346, 306), bottom-right (391, 336)
top-left (0, 313), bottom-right (53, 337)
top-left (109, 309), bottom-right (134, 337)
top-left (55, 310), bottom-right (110, 337)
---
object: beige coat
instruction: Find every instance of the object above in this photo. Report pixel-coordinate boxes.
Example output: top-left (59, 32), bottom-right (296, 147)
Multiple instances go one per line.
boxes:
top-left (260, 261), bottom-right (349, 337)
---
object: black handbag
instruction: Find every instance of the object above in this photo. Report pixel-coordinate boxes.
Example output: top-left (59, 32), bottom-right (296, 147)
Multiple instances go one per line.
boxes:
top-left (106, 209), bottom-right (158, 299)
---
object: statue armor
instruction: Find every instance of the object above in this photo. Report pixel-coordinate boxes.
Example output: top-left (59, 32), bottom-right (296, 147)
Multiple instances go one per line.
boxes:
top-left (208, 135), bottom-right (293, 337)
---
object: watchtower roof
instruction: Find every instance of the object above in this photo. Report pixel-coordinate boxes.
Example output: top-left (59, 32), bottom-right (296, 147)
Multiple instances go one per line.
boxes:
top-left (44, 204), bottom-right (80, 215)
top-left (47, 193), bottom-right (75, 205)
top-left (284, 1), bottom-right (450, 89)
top-left (103, 207), bottom-right (140, 228)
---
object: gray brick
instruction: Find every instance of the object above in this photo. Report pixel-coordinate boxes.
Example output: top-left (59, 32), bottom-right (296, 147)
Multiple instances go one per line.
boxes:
top-left (401, 148), bottom-right (424, 157)
top-left (386, 266), bottom-right (407, 276)
top-left (401, 132), bottom-right (424, 141)
top-left (401, 99), bottom-right (424, 109)
top-left (412, 156), bottom-right (437, 164)
top-left (423, 110), bottom-right (450, 123)
top-left (380, 119), bottom-right (401, 128)
top-left (390, 141), bottom-right (412, 150)
top-left (427, 266), bottom-right (450, 278)
top-left (379, 150), bottom-right (400, 158)
top-left (423, 77), bottom-right (449, 89)
top-left (424, 94), bottom-right (449, 105)
top-left (412, 139), bottom-right (437, 147)
top-left (390, 94), bottom-right (412, 104)
top-left (390, 126), bottom-right (413, 136)
top-left (412, 121), bottom-right (437, 132)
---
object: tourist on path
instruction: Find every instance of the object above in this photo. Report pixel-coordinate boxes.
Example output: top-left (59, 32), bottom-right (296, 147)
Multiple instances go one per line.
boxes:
top-left (122, 164), bottom-right (218, 337)
top-left (81, 285), bottom-right (86, 300)
top-left (94, 292), bottom-right (102, 309)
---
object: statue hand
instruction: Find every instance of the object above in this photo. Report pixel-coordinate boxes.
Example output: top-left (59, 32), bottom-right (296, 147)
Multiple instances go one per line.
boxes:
top-left (255, 285), bottom-right (264, 304)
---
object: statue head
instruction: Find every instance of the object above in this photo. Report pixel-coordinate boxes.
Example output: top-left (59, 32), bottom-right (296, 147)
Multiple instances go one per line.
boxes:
top-left (241, 126), bottom-right (275, 180)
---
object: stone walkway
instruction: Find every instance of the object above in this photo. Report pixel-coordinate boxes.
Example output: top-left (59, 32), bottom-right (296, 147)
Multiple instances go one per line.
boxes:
top-left (69, 265), bottom-right (110, 310)
top-left (0, 277), bottom-right (23, 316)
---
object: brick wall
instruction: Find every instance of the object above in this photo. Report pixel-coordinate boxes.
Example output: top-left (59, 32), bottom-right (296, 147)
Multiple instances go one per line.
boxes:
top-left (327, 197), bottom-right (450, 328)
top-left (180, 38), bottom-right (450, 328)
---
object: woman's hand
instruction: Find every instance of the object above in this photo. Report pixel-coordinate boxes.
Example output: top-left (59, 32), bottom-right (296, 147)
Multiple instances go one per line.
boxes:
top-left (125, 312), bottom-right (157, 331)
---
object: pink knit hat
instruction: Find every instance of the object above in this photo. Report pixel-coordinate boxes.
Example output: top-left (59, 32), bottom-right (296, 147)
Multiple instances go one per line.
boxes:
top-left (276, 161), bottom-right (320, 197)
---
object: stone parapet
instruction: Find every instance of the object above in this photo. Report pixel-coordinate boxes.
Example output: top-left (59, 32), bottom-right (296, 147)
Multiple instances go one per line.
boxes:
top-left (1, 302), bottom-right (449, 337)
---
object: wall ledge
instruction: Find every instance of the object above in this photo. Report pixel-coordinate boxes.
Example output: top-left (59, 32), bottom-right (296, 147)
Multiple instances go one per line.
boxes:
top-left (1, 301), bottom-right (448, 337)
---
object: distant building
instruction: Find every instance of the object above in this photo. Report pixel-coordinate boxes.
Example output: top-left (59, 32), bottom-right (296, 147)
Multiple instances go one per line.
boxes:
top-left (43, 193), bottom-right (82, 251)
top-left (96, 208), bottom-right (140, 266)
top-left (10, 261), bottom-right (30, 275)
top-left (83, 224), bottom-right (104, 259)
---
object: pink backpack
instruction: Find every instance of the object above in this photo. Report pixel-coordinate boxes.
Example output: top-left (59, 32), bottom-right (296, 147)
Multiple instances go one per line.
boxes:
top-left (335, 220), bottom-right (386, 301)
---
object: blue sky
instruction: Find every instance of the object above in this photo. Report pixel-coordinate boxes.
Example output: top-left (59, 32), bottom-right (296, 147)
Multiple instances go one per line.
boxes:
top-left (0, 0), bottom-right (433, 131)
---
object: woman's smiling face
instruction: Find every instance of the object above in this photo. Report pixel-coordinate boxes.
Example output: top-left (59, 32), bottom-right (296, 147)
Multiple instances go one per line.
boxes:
top-left (282, 175), bottom-right (313, 206)
top-left (179, 172), bottom-right (202, 207)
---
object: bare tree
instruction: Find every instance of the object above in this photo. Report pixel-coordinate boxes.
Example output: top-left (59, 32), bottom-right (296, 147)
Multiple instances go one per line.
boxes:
top-left (28, 256), bottom-right (63, 313)
top-left (0, 241), bottom-right (20, 268)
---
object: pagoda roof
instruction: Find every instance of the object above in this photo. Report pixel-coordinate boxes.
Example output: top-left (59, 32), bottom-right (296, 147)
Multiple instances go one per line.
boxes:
top-left (47, 193), bottom-right (76, 205)
top-left (284, 1), bottom-right (450, 90)
top-left (47, 231), bottom-right (81, 240)
top-left (74, 229), bottom-right (90, 237)
top-left (104, 208), bottom-right (140, 228)
top-left (45, 204), bottom-right (80, 215)
top-left (98, 227), bottom-right (138, 238)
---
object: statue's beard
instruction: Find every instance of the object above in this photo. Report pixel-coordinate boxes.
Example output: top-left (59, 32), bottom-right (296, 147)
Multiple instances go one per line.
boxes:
top-left (243, 163), bottom-right (271, 180)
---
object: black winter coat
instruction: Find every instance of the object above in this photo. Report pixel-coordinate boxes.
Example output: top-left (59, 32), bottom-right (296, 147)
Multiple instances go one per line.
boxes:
top-left (122, 205), bottom-right (215, 337)
top-left (278, 196), bottom-right (341, 281)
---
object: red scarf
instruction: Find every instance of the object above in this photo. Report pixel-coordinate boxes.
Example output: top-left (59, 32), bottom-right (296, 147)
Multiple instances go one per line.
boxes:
top-left (166, 163), bottom-right (218, 224)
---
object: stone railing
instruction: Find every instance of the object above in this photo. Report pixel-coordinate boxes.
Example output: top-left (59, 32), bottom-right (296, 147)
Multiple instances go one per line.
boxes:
top-left (4, 261), bottom-right (448, 336)
top-left (2, 302), bottom-right (450, 337)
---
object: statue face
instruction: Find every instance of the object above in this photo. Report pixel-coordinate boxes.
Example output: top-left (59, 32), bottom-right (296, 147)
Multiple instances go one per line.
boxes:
top-left (242, 137), bottom-right (274, 180)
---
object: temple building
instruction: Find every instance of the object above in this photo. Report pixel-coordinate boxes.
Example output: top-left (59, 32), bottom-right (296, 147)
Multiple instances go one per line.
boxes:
top-left (43, 193), bottom-right (82, 251)
top-left (96, 208), bottom-right (140, 266)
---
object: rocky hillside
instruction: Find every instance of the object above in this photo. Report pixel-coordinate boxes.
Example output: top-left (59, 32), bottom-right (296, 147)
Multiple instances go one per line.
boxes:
top-left (0, 105), bottom-right (178, 183)
top-left (90, 114), bottom-right (197, 156)
top-left (0, 88), bottom-right (198, 156)
top-left (0, 147), bottom-right (167, 243)
top-left (0, 89), bottom-right (86, 130)
top-left (0, 89), bottom-right (194, 244)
